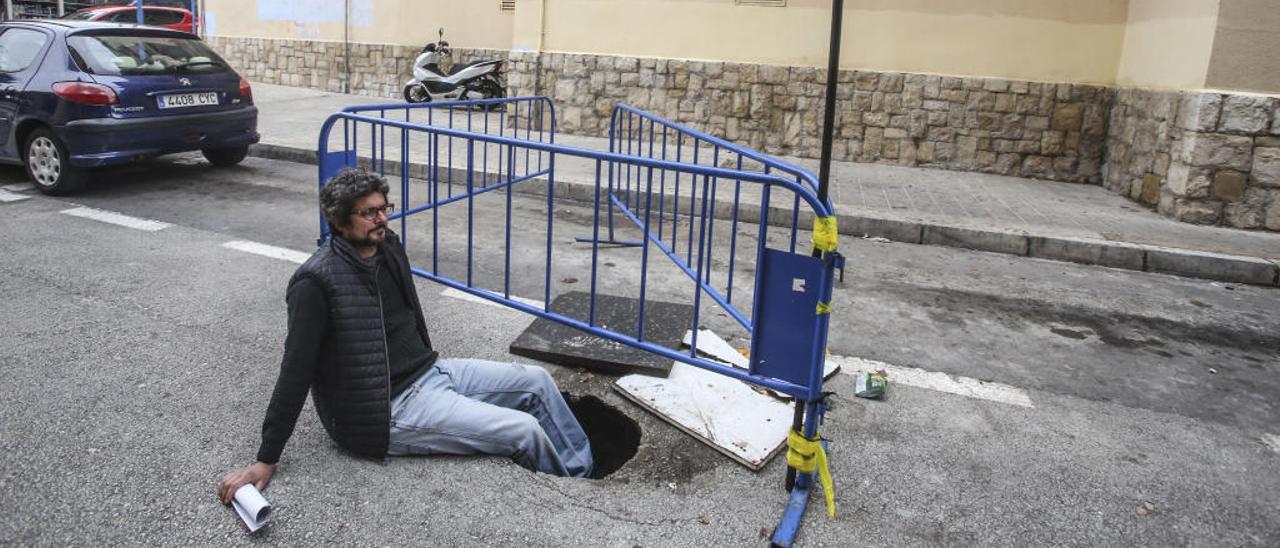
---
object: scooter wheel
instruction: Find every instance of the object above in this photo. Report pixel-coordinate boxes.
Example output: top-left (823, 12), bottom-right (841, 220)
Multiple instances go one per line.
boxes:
top-left (403, 84), bottom-right (429, 103)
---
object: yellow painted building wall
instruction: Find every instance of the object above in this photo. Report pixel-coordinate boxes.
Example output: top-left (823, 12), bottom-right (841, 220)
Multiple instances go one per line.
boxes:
top-left (203, 0), bottom-right (514, 50)
top-left (515, 0), bottom-right (1130, 85)
top-left (201, 0), bottom-right (1278, 93)
top-left (1205, 0), bottom-right (1280, 93)
top-left (1115, 0), bottom-right (1219, 90)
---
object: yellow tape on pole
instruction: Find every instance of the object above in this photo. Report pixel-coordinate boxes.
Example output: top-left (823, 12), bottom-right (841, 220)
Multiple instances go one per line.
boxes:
top-left (813, 216), bottom-right (838, 252)
top-left (786, 429), bottom-right (836, 518)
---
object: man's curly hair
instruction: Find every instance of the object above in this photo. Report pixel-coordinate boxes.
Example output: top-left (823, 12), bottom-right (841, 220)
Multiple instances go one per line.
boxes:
top-left (320, 169), bottom-right (390, 229)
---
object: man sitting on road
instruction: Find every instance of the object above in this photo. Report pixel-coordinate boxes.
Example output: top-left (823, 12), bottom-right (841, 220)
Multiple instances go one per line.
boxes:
top-left (218, 169), bottom-right (593, 503)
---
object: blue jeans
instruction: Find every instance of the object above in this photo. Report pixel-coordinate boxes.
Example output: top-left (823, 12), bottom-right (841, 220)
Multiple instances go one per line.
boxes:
top-left (387, 358), bottom-right (594, 478)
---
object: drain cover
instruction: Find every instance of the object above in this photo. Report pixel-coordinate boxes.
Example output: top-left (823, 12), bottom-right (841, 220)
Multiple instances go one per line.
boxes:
top-left (509, 292), bottom-right (691, 377)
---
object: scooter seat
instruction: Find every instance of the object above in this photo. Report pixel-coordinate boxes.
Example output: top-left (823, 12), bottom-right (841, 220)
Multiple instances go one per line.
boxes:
top-left (447, 60), bottom-right (492, 76)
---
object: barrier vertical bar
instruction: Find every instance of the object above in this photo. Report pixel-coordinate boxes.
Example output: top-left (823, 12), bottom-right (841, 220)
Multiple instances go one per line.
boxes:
top-left (544, 135), bottom-right (556, 312)
top-left (750, 167), bottom-right (773, 324)
top-left (704, 146), bottom-right (720, 283)
top-left (504, 101), bottom-right (514, 179)
top-left (686, 139), bottom-right (699, 265)
top-left (447, 107), bottom-right (454, 198)
top-left (790, 194), bottom-right (801, 254)
top-left (657, 126), bottom-right (668, 242)
top-left (623, 112), bottom-right (631, 210)
top-left (688, 172), bottom-right (712, 357)
top-left (646, 119), bottom-right (656, 212)
top-left (544, 100), bottom-right (557, 313)
top-left (636, 131), bottom-right (658, 343)
top-left (369, 112), bottom-right (377, 175)
top-left (536, 101), bottom-right (544, 172)
top-left (466, 140), bottom-right (474, 287)
top-left (588, 159), bottom-right (603, 326)
top-left (400, 126), bottom-right (408, 238)
top-left (466, 104), bottom-right (476, 186)
top-left (671, 132), bottom-right (682, 252)
top-left (606, 110), bottom-right (618, 242)
top-left (504, 144), bottom-right (514, 298)
top-left (483, 104), bottom-right (490, 186)
top-left (727, 154), bottom-right (743, 304)
top-left (432, 132), bottom-right (440, 275)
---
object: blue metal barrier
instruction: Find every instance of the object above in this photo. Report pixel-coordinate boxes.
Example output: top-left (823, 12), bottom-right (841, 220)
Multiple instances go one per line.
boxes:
top-left (317, 97), bottom-right (838, 546)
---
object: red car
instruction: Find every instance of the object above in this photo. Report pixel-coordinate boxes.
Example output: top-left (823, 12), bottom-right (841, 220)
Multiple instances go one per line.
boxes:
top-left (62, 6), bottom-right (195, 34)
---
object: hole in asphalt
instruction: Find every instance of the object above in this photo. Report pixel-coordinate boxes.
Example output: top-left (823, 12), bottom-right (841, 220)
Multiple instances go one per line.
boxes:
top-left (562, 392), bottom-right (640, 479)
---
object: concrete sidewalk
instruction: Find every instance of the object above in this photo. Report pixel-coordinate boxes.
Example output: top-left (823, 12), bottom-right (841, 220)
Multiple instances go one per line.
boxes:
top-left (248, 83), bottom-right (1280, 287)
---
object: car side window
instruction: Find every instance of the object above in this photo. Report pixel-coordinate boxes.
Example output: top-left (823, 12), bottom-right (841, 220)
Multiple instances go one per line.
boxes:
top-left (0, 28), bottom-right (49, 73)
top-left (145, 10), bottom-right (185, 26)
top-left (110, 11), bottom-right (139, 23)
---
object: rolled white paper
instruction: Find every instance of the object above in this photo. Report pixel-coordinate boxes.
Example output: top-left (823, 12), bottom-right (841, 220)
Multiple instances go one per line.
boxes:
top-left (231, 484), bottom-right (272, 532)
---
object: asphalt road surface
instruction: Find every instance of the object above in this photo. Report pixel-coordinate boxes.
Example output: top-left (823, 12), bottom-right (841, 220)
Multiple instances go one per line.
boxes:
top-left (0, 154), bottom-right (1277, 546)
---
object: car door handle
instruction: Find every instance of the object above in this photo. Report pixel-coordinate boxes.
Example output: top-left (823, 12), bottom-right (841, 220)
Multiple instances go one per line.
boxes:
top-left (1, 87), bottom-right (15, 99)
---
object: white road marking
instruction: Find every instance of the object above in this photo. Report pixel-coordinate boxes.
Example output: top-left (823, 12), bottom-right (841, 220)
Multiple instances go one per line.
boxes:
top-left (440, 287), bottom-right (544, 310)
top-left (829, 354), bottom-right (1035, 408)
top-left (60, 207), bottom-right (170, 231)
top-left (1263, 434), bottom-right (1280, 454)
top-left (222, 241), bottom-right (311, 264)
top-left (0, 188), bottom-right (30, 202)
top-left (2, 183), bottom-right (33, 192)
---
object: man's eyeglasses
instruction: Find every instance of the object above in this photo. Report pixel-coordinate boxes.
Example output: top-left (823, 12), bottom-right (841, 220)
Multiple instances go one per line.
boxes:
top-left (353, 203), bottom-right (396, 220)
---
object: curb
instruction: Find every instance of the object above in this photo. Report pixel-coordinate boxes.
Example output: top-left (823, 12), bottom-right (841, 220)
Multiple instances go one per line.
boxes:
top-left (247, 143), bottom-right (1280, 288)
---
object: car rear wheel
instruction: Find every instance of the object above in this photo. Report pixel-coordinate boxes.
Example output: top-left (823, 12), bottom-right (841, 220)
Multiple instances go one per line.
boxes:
top-left (202, 145), bottom-right (249, 167)
top-left (25, 128), bottom-right (86, 196)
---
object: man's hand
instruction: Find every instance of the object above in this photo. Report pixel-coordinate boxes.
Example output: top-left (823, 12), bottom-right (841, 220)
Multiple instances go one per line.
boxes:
top-left (217, 462), bottom-right (276, 505)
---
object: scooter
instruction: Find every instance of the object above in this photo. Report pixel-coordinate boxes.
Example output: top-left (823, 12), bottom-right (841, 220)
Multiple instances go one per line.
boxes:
top-left (403, 28), bottom-right (505, 104)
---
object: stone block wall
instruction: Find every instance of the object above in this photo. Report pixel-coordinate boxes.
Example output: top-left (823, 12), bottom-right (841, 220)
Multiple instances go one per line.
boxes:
top-left (1104, 89), bottom-right (1180, 206)
top-left (207, 36), bottom-right (502, 99)
top-left (207, 37), bottom-right (1111, 184)
top-left (1106, 89), bottom-right (1280, 230)
top-left (505, 51), bottom-right (1112, 184)
top-left (205, 36), bottom-right (1280, 231)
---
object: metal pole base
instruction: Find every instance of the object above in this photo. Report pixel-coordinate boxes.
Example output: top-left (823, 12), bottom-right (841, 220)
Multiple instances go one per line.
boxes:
top-left (770, 474), bottom-right (813, 547)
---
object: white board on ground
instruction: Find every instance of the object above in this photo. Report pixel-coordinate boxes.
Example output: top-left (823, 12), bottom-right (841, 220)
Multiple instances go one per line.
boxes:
top-left (682, 329), bottom-right (841, 380)
top-left (613, 360), bottom-right (792, 470)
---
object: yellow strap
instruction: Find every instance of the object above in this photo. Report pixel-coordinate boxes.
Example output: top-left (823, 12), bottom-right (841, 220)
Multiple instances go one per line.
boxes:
top-left (815, 302), bottom-right (832, 315)
top-left (786, 429), bottom-right (836, 518)
top-left (813, 216), bottom-right (838, 253)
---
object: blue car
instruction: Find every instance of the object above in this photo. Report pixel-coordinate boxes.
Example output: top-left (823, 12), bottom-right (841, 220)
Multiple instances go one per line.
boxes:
top-left (0, 20), bottom-right (258, 194)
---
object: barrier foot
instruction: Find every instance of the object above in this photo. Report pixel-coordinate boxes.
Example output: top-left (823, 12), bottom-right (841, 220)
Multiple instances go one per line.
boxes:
top-left (769, 474), bottom-right (812, 547)
top-left (574, 235), bottom-right (644, 247)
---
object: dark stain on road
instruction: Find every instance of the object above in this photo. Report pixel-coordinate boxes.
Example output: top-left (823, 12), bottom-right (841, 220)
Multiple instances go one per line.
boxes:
top-left (897, 285), bottom-right (1280, 353)
top-left (1050, 327), bottom-right (1090, 340)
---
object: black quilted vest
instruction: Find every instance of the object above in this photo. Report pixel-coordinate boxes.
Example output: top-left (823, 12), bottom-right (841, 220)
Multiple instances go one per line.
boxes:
top-left (289, 230), bottom-right (434, 459)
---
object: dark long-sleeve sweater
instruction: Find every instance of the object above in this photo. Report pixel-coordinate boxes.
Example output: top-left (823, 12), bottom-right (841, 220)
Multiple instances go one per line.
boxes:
top-left (255, 252), bottom-right (435, 464)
